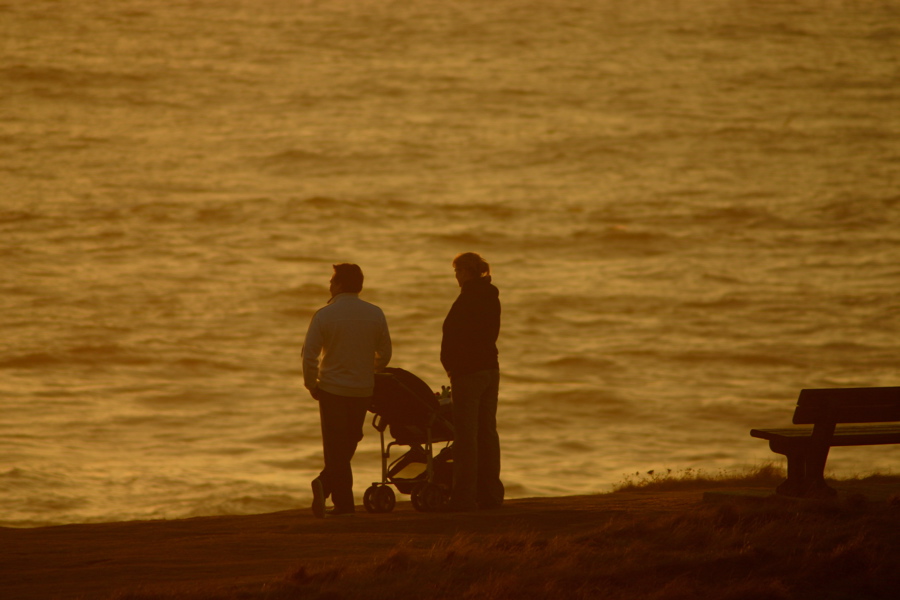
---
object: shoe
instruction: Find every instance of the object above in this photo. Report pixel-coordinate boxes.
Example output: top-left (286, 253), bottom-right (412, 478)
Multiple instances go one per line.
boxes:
top-left (478, 496), bottom-right (504, 510)
top-left (478, 480), bottom-right (505, 510)
top-left (325, 507), bottom-right (355, 517)
top-left (311, 478), bottom-right (326, 519)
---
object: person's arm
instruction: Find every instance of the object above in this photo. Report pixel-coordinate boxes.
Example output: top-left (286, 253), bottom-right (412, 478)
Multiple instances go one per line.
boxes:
top-left (301, 314), bottom-right (323, 397)
top-left (374, 312), bottom-right (392, 371)
top-left (440, 294), bottom-right (469, 376)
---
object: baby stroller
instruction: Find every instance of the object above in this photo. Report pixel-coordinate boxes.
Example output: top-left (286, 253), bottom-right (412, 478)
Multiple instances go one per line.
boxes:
top-left (363, 367), bottom-right (454, 513)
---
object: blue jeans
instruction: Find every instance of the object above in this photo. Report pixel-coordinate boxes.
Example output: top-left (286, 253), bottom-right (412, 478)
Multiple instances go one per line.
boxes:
top-left (450, 368), bottom-right (502, 508)
top-left (317, 390), bottom-right (371, 511)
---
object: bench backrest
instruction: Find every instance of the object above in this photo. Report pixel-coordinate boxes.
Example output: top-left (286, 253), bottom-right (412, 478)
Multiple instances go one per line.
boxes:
top-left (793, 387), bottom-right (900, 425)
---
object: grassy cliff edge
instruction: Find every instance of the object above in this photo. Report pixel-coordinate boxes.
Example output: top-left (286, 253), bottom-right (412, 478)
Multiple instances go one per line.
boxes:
top-left (2, 468), bottom-right (898, 600)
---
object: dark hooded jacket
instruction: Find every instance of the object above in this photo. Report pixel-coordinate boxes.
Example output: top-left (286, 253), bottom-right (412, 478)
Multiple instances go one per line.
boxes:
top-left (441, 275), bottom-right (500, 378)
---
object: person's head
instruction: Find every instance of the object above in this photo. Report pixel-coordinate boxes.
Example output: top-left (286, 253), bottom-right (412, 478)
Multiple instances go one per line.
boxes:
top-left (452, 252), bottom-right (490, 287)
top-left (330, 263), bottom-right (364, 296)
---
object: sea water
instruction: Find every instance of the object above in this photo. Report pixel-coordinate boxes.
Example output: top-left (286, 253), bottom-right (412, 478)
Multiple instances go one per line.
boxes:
top-left (1, 0), bottom-right (898, 527)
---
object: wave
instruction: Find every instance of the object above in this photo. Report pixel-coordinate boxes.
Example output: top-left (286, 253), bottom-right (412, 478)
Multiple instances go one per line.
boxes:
top-left (0, 345), bottom-right (249, 372)
top-left (255, 150), bottom-right (395, 177)
top-left (516, 388), bottom-right (637, 420)
top-left (0, 467), bottom-right (90, 527)
top-left (811, 194), bottom-right (900, 228)
top-left (179, 493), bottom-right (300, 519)
top-left (522, 138), bottom-right (640, 167)
top-left (868, 26), bottom-right (900, 41)
top-left (1, 64), bottom-right (101, 85)
top-left (432, 230), bottom-right (512, 248)
top-left (543, 355), bottom-right (618, 371)
top-left (273, 283), bottom-right (329, 297)
top-left (135, 391), bottom-right (226, 407)
top-left (569, 226), bottom-right (678, 256)
top-left (99, 197), bottom-right (327, 229)
top-left (436, 202), bottom-right (520, 220)
top-left (0, 467), bottom-right (48, 483)
top-left (0, 209), bottom-right (43, 224)
top-left (708, 21), bottom-right (819, 42)
top-left (261, 149), bottom-right (333, 167)
top-left (666, 349), bottom-right (806, 369)
top-left (426, 223), bottom-right (677, 256)
top-left (690, 205), bottom-right (789, 229)
top-left (0, 347), bottom-right (152, 370)
top-left (271, 254), bottom-right (331, 264)
top-left (682, 295), bottom-right (752, 312)
top-left (0, 64), bottom-right (153, 100)
top-left (0, 352), bottom-right (67, 369)
top-left (277, 196), bottom-right (397, 223)
top-left (170, 356), bottom-right (248, 372)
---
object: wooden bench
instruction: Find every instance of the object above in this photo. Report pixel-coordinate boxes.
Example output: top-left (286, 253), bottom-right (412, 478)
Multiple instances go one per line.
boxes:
top-left (750, 387), bottom-right (900, 497)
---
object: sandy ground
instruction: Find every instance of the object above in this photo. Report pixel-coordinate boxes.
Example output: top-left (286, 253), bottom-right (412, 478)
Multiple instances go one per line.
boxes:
top-left (1, 490), bottom-right (711, 600)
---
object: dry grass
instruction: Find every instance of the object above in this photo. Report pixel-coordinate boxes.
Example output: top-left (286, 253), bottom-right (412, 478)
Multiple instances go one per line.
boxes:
top-left (108, 469), bottom-right (900, 600)
top-left (613, 463), bottom-right (787, 492)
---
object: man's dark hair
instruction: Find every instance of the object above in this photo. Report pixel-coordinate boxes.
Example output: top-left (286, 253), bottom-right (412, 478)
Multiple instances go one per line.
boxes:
top-left (332, 263), bottom-right (364, 293)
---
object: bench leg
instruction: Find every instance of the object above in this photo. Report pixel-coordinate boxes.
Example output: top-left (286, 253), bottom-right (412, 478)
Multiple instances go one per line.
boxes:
top-left (802, 446), bottom-right (837, 498)
top-left (774, 447), bottom-right (807, 497)
top-left (770, 444), bottom-right (837, 498)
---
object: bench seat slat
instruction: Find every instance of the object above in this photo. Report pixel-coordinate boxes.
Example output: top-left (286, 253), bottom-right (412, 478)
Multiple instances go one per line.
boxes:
top-left (751, 424), bottom-right (900, 446)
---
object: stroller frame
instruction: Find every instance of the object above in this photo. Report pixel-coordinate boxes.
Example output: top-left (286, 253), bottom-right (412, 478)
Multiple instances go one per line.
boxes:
top-left (364, 369), bottom-right (454, 513)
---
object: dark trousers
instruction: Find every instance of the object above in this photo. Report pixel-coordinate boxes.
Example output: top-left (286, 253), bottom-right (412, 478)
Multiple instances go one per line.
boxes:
top-left (317, 390), bottom-right (371, 511)
top-left (450, 368), bottom-right (502, 508)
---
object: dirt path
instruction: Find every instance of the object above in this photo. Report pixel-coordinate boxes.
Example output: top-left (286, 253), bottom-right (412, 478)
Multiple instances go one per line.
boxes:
top-left (0, 492), bottom-right (702, 599)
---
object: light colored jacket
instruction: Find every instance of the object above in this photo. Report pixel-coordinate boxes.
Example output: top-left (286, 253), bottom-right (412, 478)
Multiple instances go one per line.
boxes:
top-left (302, 293), bottom-right (392, 397)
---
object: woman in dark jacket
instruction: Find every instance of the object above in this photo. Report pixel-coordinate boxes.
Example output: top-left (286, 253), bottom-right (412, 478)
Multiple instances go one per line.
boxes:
top-left (441, 252), bottom-right (503, 511)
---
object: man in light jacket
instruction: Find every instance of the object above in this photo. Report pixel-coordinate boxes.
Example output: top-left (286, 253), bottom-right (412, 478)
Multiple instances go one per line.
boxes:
top-left (302, 263), bottom-right (392, 517)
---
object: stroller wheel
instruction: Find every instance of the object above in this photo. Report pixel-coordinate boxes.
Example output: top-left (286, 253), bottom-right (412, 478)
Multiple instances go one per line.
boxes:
top-left (412, 482), bottom-right (448, 512)
top-left (364, 484), bottom-right (396, 513)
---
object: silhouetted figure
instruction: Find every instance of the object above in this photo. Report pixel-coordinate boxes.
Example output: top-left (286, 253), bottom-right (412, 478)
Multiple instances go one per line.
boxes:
top-left (441, 252), bottom-right (503, 511)
top-left (302, 264), bottom-right (392, 517)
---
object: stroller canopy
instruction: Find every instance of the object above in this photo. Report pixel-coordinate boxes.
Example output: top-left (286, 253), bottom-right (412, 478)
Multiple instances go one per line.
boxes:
top-left (372, 367), bottom-right (439, 426)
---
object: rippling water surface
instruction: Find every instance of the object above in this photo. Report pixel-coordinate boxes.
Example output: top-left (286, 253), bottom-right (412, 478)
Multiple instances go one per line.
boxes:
top-left (2, 0), bottom-right (899, 526)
